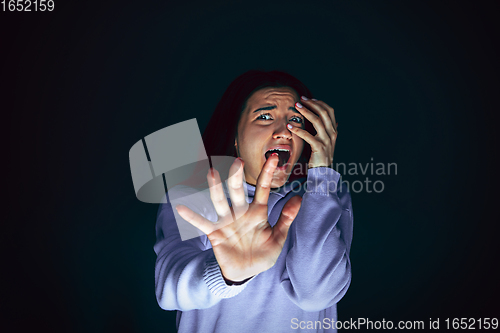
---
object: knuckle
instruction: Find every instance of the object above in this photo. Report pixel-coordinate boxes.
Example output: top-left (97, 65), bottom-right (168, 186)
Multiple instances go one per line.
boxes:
top-left (259, 182), bottom-right (271, 190)
top-left (228, 181), bottom-right (243, 190)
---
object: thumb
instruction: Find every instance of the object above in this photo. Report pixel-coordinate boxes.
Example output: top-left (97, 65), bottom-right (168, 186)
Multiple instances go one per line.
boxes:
top-left (272, 195), bottom-right (303, 245)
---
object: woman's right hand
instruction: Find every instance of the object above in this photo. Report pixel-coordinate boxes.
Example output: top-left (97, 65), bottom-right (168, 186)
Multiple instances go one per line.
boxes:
top-left (175, 154), bottom-right (303, 283)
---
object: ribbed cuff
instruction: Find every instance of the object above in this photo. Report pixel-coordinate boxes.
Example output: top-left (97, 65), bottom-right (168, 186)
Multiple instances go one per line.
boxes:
top-left (305, 167), bottom-right (341, 194)
top-left (203, 256), bottom-right (252, 298)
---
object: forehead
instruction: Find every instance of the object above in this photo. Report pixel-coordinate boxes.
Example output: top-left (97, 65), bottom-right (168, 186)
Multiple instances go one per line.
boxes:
top-left (246, 87), bottom-right (298, 107)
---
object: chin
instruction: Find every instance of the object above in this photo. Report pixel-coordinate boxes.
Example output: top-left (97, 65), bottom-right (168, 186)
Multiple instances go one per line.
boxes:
top-left (270, 169), bottom-right (290, 188)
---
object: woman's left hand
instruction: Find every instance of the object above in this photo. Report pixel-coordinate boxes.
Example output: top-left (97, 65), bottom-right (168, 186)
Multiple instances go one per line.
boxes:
top-left (287, 96), bottom-right (338, 169)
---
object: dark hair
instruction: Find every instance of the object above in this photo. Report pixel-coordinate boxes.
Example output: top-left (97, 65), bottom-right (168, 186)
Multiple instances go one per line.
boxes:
top-left (202, 70), bottom-right (315, 183)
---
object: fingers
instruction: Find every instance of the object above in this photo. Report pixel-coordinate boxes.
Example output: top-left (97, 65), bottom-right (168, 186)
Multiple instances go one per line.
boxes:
top-left (311, 98), bottom-right (338, 134)
top-left (207, 168), bottom-right (232, 219)
top-left (286, 123), bottom-right (321, 151)
top-left (253, 153), bottom-right (279, 206)
top-left (227, 158), bottom-right (249, 219)
top-left (298, 98), bottom-right (337, 141)
top-left (295, 101), bottom-right (330, 140)
top-left (175, 204), bottom-right (214, 235)
top-left (272, 195), bottom-right (303, 245)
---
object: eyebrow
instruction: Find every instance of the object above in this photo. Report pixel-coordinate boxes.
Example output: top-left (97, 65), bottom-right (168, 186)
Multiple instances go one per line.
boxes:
top-left (252, 105), bottom-right (300, 114)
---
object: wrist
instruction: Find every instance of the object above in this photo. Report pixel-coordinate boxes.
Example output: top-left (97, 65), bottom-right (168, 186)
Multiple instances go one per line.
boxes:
top-left (305, 166), bottom-right (341, 194)
top-left (204, 256), bottom-right (251, 298)
top-left (220, 268), bottom-right (254, 285)
top-left (222, 274), bottom-right (253, 286)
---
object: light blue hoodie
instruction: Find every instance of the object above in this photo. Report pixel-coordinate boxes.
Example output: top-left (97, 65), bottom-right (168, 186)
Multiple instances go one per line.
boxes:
top-left (154, 167), bottom-right (353, 332)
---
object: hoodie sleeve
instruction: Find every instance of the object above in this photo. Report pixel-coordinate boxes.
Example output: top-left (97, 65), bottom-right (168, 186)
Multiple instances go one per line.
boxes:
top-left (280, 167), bottom-right (353, 312)
top-left (154, 186), bottom-right (252, 311)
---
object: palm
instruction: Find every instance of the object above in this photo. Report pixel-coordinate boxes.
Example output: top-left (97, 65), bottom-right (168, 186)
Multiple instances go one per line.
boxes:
top-left (209, 207), bottom-right (285, 281)
top-left (176, 155), bottom-right (302, 282)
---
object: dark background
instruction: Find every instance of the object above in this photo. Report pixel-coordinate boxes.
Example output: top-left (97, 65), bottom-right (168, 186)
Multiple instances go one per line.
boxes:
top-left (3, 0), bottom-right (499, 332)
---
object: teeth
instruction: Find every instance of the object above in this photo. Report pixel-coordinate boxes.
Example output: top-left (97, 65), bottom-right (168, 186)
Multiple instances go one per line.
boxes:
top-left (268, 148), bottom-right (290, 152)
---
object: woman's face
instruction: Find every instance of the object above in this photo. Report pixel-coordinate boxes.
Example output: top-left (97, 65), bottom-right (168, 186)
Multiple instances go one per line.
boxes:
top-left (235, 86), bottom-right (305, 188)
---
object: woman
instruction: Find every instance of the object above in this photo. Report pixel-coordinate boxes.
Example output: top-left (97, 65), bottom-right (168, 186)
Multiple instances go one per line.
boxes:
top-left (154, 70), bottom-right (353, 332)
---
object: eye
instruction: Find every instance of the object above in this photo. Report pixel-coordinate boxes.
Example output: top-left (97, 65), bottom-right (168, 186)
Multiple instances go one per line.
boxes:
top-left (290, 116), bottom-right (304, 124)
top-left (256, 113), bottom-right (273, 120)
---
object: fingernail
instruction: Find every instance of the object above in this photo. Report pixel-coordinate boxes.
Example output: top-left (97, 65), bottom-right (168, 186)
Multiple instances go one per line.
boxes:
top-left (287, 124), bottom-right (293, 130)
top-left (295, 102), bottom-right (303, 108)
top-left (272, 152), bottom-right (278, 157)
top-left (237, 157), bottom-right (243, 162)
top-left (312, 98), bottom-right (318, 101)
top-left (301, 96), bottom-right (308, 101)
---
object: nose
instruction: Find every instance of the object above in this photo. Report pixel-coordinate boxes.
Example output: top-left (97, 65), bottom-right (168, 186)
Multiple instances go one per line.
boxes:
top-left (273, 121), bottom-right (292, 140)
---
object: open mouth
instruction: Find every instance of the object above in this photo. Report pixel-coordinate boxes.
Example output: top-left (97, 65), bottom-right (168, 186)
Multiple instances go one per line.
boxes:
top-left (265, 148), bottom-right (291, 168)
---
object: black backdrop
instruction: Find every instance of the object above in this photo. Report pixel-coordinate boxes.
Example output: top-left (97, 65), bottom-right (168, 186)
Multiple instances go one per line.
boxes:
top-left (3, 1), bottom-right (499, 332)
